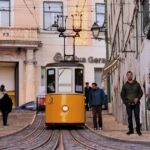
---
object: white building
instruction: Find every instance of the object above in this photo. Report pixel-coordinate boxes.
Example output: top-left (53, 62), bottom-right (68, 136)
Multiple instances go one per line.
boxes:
top-left (106, 0), bottom-right (150, 130)
top-left (0, 0), bottom-right (106, 106)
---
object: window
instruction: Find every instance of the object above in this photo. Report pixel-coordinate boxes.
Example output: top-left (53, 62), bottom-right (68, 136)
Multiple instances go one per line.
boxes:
top-left (58, 68), bottom-right (72, 93)
top-left (96, 3), bottom-right (105, 27)
top-left (47, 69), bottom-right (55, 93)
top-left (43, 1), bottom-right (63, 30)
top-left (75, 69), bottom-right (83, 93)
top-left (142, 0), bottom-right (150, 30)
top-left (0, 0), bottom-right (10, 26)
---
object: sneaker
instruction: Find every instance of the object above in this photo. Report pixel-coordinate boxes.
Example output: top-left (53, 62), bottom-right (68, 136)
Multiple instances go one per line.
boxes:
top-left (126, 131), bottom-right (134, 135)
top-left (137, 131), bottom-right (142, 136)
top-left (99, 127), bottom-right (102, 130)
top-left (94, 128), bottom-right (97, 130)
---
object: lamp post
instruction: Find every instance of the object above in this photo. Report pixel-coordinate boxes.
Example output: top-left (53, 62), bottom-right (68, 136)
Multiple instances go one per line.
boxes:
top-left (57, 14), bottom-right (82, 61)
top-left (91, 21), bottom-right (111, 103)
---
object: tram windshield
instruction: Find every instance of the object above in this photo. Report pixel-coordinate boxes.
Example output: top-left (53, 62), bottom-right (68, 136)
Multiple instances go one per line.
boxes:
top-left (47, 69), bottom-right (55, 93)
top-left (75, 69), bottom-right (83, 93)
top-left (58, 68), bottom-right (72, 93)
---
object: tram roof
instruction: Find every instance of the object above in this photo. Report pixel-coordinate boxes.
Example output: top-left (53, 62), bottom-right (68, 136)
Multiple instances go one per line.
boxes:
top-left (46, 61), bottom-right (84, 67)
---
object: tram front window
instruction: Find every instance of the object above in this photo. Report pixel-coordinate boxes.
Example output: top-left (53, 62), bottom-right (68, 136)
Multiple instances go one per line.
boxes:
top-left (47, 69), bottom-right (55, 93)
top-left (58, 68), bottom-right (72, 93)
top-left (75, 69), bottom-right (83, 93)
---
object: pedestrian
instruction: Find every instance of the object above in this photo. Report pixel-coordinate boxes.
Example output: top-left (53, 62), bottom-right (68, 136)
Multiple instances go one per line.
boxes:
top-left (121, 71), bottom-right (143, 136)
top-left (0, 84), bottom-right (6, 99)
top-left (89, 82), bottom-right (106, 130)
top-left (0, 93), bottom-right (13, 126)
top-left (84, 82), bottom-right (92, 111)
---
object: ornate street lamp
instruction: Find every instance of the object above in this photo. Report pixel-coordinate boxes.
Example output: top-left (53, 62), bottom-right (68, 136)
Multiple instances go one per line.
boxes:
top-left (57, 15), bottom-right (67, 37)
top-left (72, 13), bottom-right (82, 36)
top-left (56, 14), bottom-right (82, 61)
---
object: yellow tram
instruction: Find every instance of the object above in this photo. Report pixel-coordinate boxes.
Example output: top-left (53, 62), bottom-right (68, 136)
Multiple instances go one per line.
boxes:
top-left (45, 61), bottom-right (85, 126)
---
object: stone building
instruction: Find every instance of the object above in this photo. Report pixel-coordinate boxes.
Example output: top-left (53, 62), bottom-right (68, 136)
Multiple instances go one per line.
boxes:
top-left (0, 0), bottom-right (106, 106)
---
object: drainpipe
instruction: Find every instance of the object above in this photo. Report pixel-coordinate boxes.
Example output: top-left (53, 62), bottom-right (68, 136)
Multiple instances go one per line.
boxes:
top-left (104, 0), bottom-right (111, 103)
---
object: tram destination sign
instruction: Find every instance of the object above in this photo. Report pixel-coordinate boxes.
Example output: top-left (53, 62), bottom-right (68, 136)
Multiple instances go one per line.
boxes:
top-left (53, 53), bottom-right (106, 64)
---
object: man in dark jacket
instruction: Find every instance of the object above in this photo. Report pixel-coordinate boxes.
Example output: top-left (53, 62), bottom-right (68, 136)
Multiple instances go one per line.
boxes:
top-left (84, 82), bottom-right (92, 111)
top-left (121, 71), bottom-right (143, 135)
top-left (0, 93), bottom-right (13, 126)
top-left (89, 82), bottom-right (106, 130)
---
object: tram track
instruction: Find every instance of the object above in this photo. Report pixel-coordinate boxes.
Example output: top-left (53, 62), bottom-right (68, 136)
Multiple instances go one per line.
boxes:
top-left (0, 114), bottom-right (150, 150)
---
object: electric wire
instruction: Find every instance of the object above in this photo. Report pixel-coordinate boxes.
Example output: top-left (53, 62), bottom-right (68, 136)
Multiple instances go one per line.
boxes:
top-left (22, 0), bottom-right (39, 27)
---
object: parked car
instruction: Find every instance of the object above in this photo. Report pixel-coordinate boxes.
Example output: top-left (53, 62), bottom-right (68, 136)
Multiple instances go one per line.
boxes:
top-left (14, 101), bottom-right (36, 111)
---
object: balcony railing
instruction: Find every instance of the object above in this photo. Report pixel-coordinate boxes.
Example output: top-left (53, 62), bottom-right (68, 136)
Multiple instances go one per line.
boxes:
top-left (0, 27), bottom-right (38, 41)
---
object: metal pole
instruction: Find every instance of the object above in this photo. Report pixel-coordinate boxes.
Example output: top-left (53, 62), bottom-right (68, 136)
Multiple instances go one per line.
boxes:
top-left (64, 36), bottom-right (66, 60)
top-left (73, 36), bottom-right (75, 60)
top-left (104, 0), bottom-right (111, 102)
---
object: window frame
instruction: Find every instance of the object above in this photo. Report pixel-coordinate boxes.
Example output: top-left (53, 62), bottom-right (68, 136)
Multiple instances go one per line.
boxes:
top-left (0, 0), bottom-right (11, 26)
top-left (43, 1), bottom-right (63, 31)
top-left (75, 68), bottom-right (84, 94)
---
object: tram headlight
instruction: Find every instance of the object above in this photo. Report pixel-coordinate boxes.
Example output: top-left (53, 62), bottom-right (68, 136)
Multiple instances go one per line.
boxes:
top-left (62, 105), bottom-right (69, 112)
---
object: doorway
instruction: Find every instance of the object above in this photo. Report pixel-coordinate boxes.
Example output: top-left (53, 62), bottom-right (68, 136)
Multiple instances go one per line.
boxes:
top-left (0, 62), bottom-right (19, 107)
top-left (94, 68), bottom-right (102, 88)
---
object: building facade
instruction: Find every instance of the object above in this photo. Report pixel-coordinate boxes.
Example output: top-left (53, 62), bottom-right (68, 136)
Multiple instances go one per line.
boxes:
top-left (0, 0), bottom-right (106, 106)
top-left (106, 0), bottom-right (150, 130)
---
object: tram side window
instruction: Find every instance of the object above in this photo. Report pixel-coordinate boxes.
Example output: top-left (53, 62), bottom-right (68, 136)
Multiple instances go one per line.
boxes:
top-left (47, 69), bottom-right (55, 93)
top-left (75, 69), bottom-right (83, 93)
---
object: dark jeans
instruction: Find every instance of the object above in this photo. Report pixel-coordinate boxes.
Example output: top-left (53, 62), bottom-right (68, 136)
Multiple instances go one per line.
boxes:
top-left (92, 105), bottom-right (102, 128)
top-left (85, 98), bottom-right (89, 111)
top-left (126, 103), bottom-right (140, 131)
top-left (2, 111), bottom-right (9, 126)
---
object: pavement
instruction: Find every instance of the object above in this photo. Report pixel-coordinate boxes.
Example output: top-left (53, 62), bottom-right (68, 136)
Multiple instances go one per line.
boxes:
top-left (86, 110), bottom-right (150, 142)
top-left (0, 110), bottom-right (35, 137)
top-left (0, 109), bottom-right (150, 143)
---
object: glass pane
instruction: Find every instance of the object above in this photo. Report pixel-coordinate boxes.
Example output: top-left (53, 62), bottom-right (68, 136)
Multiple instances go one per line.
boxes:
top-left (44, 2), bottom-right (51, 11)
top-left (96, 4), bottom-right (105, 13)
top-left (0, 11), bottom-right (9, 26)
top-left (97, 14), bottom-right (105, 27)
top-left (0, 1), bottom-right (9, 10)
top-left (44, 12), bottom-right (62, 30)
top-left (58, 69), bottom-right (71, 84)
top-left (44, 13), bottom-right (52, 30)
top-left (44, 2), bottom-right (62, 12)
top-left (58, 69), bottom-right (72, 93)
top-left (47, 69), bottom-right (55, 93)
top-left (75, 69), bottom-right (83, 93)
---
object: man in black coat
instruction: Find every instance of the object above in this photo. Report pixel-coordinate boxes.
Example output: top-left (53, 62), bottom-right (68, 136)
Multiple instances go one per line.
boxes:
top-left (121, 71), bottom-right (143, 135)
top-left (0, 93), bottom-right (13, 126)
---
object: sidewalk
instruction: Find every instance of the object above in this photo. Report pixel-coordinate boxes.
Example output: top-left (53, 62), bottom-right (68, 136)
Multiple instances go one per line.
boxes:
top-left (0, 110), bottom-right (35, 137)
top-left (86, 110), bottom-right (150, 142)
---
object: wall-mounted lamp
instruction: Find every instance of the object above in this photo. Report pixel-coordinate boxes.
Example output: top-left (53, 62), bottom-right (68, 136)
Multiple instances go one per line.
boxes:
top-left (91, 22), bottom-right (101, 39)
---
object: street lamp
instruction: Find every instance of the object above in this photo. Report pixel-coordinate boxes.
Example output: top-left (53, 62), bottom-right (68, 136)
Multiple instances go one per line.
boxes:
top-left (57, 14), bottom-right (82, 61)
top-left (91, 22), bottom-right (101, 39)
top-left (57, 15), bottom-right (67, 37)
